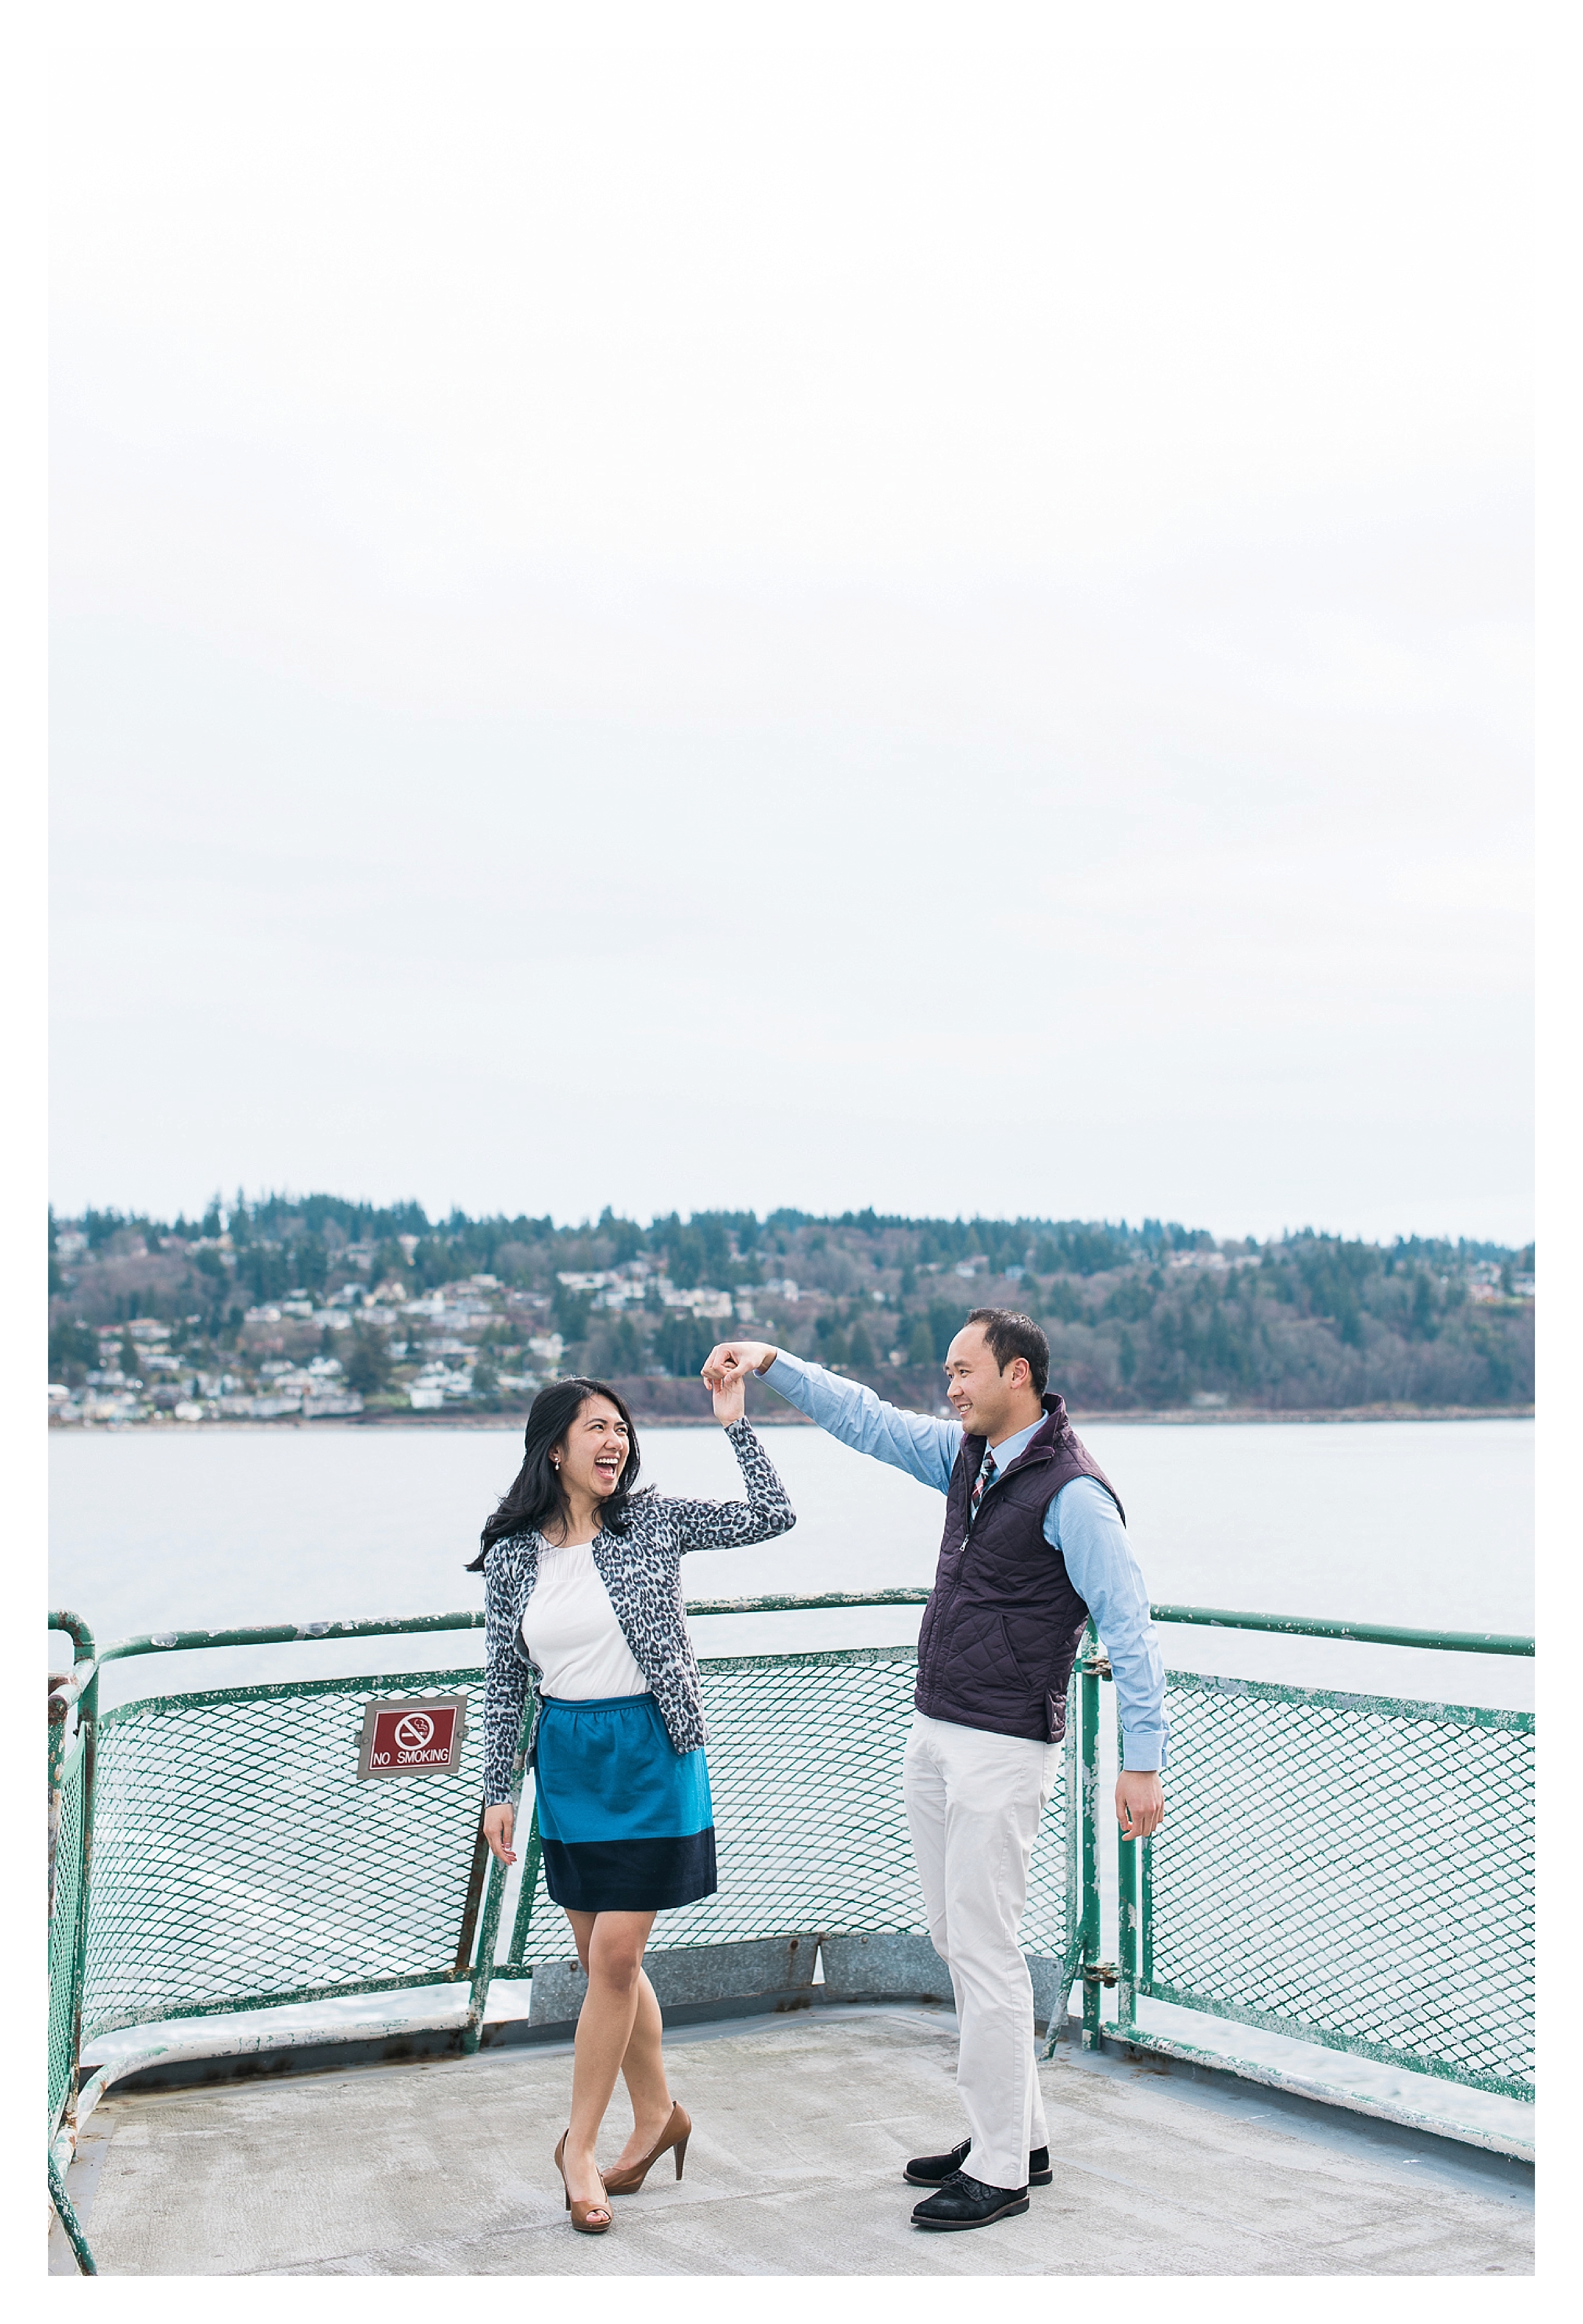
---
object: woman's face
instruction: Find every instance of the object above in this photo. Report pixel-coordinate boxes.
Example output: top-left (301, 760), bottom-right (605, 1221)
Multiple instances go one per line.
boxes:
top-left (554, 1396), bottom-right (631, 1511)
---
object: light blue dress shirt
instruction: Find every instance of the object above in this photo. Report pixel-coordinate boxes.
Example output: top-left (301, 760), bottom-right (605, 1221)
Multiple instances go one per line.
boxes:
top-left (763, 1351), bottom-right (1169, 1770)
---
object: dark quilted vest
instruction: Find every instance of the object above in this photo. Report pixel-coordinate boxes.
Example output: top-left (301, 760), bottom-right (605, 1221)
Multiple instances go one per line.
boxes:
top-left (914, 1394), bottom-right (1125, 1743)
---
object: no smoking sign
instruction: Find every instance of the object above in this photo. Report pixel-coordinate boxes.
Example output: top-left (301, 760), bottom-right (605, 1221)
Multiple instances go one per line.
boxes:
top-left (356, 1692), bottom-right (469, 1780)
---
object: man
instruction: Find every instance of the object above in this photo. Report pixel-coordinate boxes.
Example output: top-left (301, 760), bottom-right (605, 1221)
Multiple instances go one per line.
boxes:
top-left (702, 1309), bottom-right (1167, 2234)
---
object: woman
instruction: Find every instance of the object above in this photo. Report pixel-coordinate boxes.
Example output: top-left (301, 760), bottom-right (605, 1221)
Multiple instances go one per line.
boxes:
top-left (471, 1365), bottom-right (794, 2233)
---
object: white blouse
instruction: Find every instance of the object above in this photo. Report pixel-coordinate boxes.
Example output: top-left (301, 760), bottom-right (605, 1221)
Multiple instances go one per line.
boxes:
top-left (521, 1540), bottom-right (650, 1701)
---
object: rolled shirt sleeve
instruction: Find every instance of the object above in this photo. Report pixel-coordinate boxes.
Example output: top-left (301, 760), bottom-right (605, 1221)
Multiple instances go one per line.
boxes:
top-left (1047, 1477), bottom-right (1169, 1771)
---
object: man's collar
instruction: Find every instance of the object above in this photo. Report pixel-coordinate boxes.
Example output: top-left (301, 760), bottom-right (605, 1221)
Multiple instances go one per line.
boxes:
top-left (982, 1395), bottom-right (1070, 1465)
top-left (986, 1413), bottom-right (1045, 1464)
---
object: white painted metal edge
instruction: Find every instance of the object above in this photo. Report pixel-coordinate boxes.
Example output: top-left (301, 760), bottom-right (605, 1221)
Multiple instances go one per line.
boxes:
top-left (69, 2000), bottom-right (476, 2137)
top-left (1096, 2023), bottom-right (1534, 2163)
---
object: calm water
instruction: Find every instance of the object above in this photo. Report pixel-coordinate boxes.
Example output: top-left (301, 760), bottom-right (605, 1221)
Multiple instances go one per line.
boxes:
top-left (51, 1418), bottom-right (1533, 1713)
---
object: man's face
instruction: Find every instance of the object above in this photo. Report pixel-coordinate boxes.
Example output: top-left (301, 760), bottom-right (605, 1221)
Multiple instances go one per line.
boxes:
top-left (944, 1324), bottom-right (1032, 1439)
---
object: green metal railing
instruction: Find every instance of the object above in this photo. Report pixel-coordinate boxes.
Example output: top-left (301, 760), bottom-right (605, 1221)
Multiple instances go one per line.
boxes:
top-left (49, 1616), bottom-right (97, 2141)
top-left (48, 1613), bottom-right (100, 2275)
top-left (1064, 1609), bottom-right (1535, 2111)
top-left (47, 1589), bottom-right (1534, 2266)
top-left (1145, 1603), bottom-right (1535, 1656)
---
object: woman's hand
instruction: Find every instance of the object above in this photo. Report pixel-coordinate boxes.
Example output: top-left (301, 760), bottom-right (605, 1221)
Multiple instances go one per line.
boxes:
top-left (710, 1365), bottom-right (747, 1427)
top-left (483, 1802), bottom-right (516, 1865)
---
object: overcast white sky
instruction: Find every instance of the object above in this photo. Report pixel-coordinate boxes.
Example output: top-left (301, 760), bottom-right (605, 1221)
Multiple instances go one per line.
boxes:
top-left (48, 20), bottom-right (1533, 1243)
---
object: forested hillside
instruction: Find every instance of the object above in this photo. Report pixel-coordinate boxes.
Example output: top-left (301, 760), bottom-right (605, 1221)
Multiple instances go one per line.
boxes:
top-left (49, 1196), bottom-right (1534, 1422)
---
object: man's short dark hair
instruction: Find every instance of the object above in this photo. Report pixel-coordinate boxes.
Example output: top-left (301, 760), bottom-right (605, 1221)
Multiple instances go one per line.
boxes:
top-left (966, 1308), bottom-right (1049, 1397)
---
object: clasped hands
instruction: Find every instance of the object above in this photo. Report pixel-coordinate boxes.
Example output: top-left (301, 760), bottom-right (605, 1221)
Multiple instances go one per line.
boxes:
top-left (699, 1339), bottom-right (774, 1425)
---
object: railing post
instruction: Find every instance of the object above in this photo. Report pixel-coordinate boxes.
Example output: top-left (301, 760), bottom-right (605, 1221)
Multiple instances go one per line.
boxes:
top-left (49, 1679), bottom-right (70, 1915)
top-left (463, 1707), bottom-right (533, 2054)
top-left (49, 1615), bottom-right (98, 2158)
top-left (1079, 1620), bottom-right (1103, 2050)
top-left (70, 1662), bottom-right (99, 2130)
top-left (1111, 1831), bottom-right (1134, 2036)
top-left (1115, 1694), bottom-right (1139, 2037)
top-left (451, 1804), bottom-right (492, 1978)
top-left (49, 2151), bottom-right (97, 2275)
top-left (507, 1805), bottom-right (544, 1969)
top-left (463, 1852), bottom-right (509, 2054)
top-left (1117, 1836), bottom-right (1139, 2038)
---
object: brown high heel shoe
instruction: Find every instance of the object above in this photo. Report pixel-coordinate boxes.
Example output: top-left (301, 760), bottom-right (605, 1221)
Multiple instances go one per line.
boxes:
top-left (602, 2100), bottom-right (692, 2195)
top-left (554, 2129), bottom-right (612, 2233)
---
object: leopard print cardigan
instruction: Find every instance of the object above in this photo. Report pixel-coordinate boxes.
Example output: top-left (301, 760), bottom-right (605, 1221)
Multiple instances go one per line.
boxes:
top-left (480, 1416), bottom-right (795, 1804)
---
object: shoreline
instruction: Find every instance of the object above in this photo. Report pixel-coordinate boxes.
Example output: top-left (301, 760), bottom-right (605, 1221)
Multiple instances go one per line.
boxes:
top-left (51, 1402), bottom-right (1535, 1434)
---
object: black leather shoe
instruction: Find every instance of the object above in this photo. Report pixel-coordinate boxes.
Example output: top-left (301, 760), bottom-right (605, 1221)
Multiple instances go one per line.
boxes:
top-left (905, 2139), bottom-right (1052, 2188)
top-left (911, 2170), bottom-right (1031, 2231)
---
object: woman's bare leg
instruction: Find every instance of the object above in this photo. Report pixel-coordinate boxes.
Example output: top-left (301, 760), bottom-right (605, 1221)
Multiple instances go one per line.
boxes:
top-left (609, 1966), bottom-right (675, 2170)
top-left (564, 1909), bottom-right (674, 2171)
top-left (559, 1909), bottom-right (657, 2213)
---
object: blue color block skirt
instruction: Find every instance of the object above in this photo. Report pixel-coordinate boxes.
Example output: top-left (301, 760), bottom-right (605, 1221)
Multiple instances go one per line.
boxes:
top-left (534, 1692), bottom-right (718, 1914)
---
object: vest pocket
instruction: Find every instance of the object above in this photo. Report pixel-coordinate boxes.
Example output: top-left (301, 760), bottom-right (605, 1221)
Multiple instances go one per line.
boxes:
top-left (997, 1614), bottom-right (1043, 1692)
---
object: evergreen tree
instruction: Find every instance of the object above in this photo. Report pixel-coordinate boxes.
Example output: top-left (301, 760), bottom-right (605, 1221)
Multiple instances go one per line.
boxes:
top-left (927, 1299), bottom-right (963, 1360)
top-left (665, 1226), bottom-right (706, 1288)
top-left (345, 1328), bottom-right (393, 1397)
top-left (1410, 1270), bottom-right (1438, 1340)
top-left (553, 1282), bottom-right (594, 1340)
top-left (48, 1319), bottom-right (97, 1384)
top-left (654, 1314), bottom-right (713, 1377)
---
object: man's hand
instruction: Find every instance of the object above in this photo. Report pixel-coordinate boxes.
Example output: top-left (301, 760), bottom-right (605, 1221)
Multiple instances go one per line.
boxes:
top-left (483, 1802), bottom-right (516, 1865)
top-left (701, 1340), bottom-right (776, 1389)
top-left (1115, 1772), bottom-right (1164, 1841)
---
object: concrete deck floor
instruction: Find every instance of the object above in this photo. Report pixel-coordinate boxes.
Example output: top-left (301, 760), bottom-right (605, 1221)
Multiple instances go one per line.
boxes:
top-left (55, 2004), bottom-right (1533, 2277)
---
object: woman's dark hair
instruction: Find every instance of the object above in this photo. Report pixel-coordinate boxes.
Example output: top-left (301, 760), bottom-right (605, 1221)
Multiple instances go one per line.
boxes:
top-left (466, 1377), bottom-right (644, 1572)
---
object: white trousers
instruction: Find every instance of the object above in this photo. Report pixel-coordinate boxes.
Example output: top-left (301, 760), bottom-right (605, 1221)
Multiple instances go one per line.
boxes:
top-left (903, 1709), bottom-right (1060, 2191)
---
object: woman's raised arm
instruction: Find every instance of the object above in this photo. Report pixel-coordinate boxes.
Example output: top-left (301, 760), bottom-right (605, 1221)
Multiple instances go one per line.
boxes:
top-left (664, 1417), bottom-right (795, 1553)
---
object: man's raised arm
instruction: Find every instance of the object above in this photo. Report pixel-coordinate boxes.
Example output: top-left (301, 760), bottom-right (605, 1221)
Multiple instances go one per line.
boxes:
top-left (701, 1341), bottom-right (960, 1494)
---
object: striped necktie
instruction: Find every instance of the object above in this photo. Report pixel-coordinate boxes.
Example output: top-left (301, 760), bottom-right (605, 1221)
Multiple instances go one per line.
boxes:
top-left (970, 1449), bottom-right (998, 1522)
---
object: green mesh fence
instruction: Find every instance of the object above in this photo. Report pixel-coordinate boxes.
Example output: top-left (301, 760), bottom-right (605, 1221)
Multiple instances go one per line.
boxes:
top-left (49, 1730), bottom-right (88, 2135)
top-left (1139, 1670), bottom-right (1534, 2099)
top-left (506, 1646), bottom-right (1075, 1966)
top-left (81, 1668), bottom-right (489, 2038)
top-left (60, 1613), bottom-right (1532, 2122)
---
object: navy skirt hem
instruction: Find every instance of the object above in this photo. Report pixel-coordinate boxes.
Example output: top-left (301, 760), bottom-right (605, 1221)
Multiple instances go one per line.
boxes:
top-left (542, 1829), bottom-right (718, 1914)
